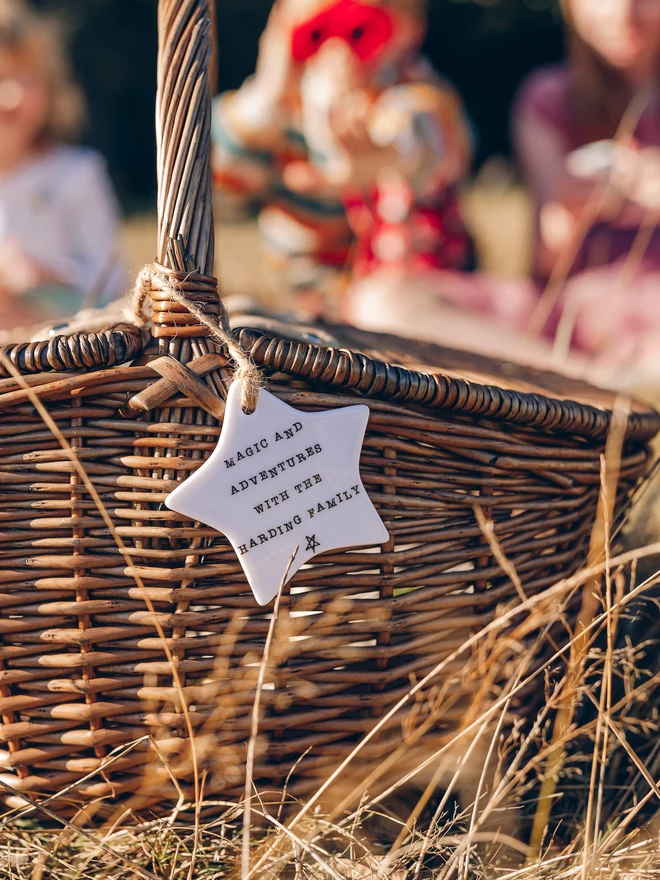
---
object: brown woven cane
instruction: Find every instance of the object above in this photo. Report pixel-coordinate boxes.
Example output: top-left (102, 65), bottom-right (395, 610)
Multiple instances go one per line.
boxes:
top-left (0, 0), bottom-right (657, 816)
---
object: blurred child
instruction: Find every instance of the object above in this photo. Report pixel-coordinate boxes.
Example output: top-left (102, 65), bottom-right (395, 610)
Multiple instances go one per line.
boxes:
top-left (514, 0), bottom-right (660, 362)
top-left (0, 0), bottom-right (125, 333)
top-left (212, 0), bottom-right (475, 320)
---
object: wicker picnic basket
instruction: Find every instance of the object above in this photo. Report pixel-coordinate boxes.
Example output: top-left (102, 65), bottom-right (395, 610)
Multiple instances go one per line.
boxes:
top-left (0, 0), bottom-right (658, 816)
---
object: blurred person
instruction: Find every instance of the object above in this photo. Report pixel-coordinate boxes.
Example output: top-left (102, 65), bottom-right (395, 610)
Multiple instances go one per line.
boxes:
top-left (211, 0), bottom-right (476, 321)
top-left (0, 0), bottom-right (125, 334)
top-left (514, 0), bottom-right (660, 362)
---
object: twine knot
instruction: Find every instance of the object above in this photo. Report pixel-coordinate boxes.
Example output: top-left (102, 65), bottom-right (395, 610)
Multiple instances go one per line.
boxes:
top-left (133, 264), bottom-right (262, 413)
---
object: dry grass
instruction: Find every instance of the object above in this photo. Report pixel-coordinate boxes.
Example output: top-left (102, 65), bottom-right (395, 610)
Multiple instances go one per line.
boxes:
top-left (1, 596), bottom-right (660, 880)
top-left (0, 802), bottom-right (658, 880)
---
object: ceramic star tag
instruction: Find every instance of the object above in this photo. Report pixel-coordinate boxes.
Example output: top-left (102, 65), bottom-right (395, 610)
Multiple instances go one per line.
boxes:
top-left (165, 381), bottom-right (389, 605)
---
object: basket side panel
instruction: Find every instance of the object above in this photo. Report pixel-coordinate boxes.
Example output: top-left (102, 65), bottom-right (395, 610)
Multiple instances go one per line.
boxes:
top-left (0, 381), bottom-right (649, 810)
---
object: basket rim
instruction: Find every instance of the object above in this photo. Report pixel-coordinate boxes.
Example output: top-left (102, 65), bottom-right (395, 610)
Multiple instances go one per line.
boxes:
top-left (1, 320), bottom-right (657, 444)
top-left (236, 326), bottom-right (660, 444)
top-left (0, 324), bottom-right (145, 379)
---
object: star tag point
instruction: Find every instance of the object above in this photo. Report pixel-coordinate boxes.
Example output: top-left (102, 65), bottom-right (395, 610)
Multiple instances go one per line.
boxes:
top-left (165, 381), bottom-right (389, 605)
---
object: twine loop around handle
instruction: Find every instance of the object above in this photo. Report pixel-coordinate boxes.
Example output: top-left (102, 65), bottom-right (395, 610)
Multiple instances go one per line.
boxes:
top-left (133, 263), bottom-right (262, 412)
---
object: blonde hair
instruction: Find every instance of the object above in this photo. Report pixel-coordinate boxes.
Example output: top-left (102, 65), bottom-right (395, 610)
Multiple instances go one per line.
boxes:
top-left (0, 0), bottom-right (85, 144)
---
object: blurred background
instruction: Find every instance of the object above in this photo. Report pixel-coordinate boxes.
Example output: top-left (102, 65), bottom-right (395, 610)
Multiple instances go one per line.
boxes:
top-left (29, 0), bottom-right (561, 282)
top-left (32, 0), bottom-right (561, 210)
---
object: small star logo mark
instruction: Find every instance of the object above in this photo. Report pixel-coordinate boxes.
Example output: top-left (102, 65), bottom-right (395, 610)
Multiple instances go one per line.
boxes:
top-left (166, 382), bottom-right (389, 605)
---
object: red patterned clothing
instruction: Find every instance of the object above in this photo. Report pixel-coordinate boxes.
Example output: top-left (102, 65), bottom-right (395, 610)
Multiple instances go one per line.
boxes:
top-left (212, 55), bottom-right (474, 301)
top-left (344, 181), bottom-right (473, 278)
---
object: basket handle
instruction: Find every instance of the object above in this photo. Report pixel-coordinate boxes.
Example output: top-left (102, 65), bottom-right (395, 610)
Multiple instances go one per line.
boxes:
top-left (152, 0), bottom-right (220, 344)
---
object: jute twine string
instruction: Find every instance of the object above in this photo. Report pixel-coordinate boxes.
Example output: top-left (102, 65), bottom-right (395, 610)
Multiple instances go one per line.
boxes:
top-left (131, 267), bottom-right (154, 327)
top-left (133, 264), bottom-right (263, 412)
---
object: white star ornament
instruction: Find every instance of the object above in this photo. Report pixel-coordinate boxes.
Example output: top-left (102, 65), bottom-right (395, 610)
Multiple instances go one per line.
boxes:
top-left (165, 381), bottom-right (389, 605)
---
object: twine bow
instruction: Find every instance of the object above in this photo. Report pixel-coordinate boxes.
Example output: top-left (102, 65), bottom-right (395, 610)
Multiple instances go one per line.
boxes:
top-left (133, 264), bottom-right (262, 413)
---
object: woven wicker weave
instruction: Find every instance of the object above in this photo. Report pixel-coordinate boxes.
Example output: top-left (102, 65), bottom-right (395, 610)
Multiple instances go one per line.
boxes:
top-left (0, 0), bottom-right (658, 815)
